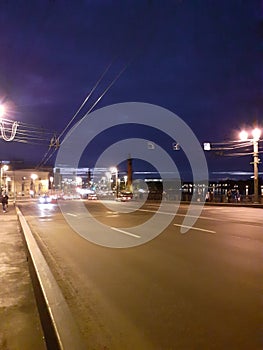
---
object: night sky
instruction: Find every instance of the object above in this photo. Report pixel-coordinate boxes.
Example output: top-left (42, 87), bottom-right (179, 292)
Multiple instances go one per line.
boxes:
top-left (0, 0), bottom-right (262, 179)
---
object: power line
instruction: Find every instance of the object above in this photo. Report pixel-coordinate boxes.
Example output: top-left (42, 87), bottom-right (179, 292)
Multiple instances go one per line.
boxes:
top-left (36, 58), bottom-right (132, 168)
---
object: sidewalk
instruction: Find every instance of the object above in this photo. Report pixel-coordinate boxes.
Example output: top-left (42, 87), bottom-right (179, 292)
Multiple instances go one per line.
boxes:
top-left (0, 204), bottom-right (46, 350)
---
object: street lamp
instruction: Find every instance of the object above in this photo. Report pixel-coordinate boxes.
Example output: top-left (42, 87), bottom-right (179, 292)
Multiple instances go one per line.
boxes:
top-left (239, 128), bottom-right (261, 203)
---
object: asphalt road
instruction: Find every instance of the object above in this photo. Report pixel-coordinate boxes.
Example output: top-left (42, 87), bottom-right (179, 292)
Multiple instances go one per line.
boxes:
top-left (19, 200), bottom-right (263, 350)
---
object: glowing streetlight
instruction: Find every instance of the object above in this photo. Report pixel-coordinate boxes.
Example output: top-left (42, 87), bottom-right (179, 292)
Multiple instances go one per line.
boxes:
top-left (252, 128), bottom-right (261, 141)
top-left (239, 128), bottom-right (261, 203)
top-left (239, 130), bottom-right (248, 142)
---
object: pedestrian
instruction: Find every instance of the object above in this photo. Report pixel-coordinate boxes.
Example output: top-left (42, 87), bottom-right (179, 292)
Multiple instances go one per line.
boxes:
top-left (1, 193), bottom-right (9, 213)
top-left (205, 191), bottom-right (210, 202)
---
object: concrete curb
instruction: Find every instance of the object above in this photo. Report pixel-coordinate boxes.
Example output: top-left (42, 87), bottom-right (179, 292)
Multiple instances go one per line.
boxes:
top-left (16, 207), bottom-right (86, 350)
top-left (162, 199), bottom-right (263, 208)
top-left (204, 202), bottom-right (263, 208)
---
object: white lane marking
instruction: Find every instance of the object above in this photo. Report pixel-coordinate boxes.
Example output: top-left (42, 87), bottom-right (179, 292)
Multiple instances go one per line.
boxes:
top-left (173, 224), bottom-right (216, 234)
top-left (230, 234), bottom-right (254, 241)
top-left (176, 213), bottom-right (222, 221)
top-left (66, 212), bottom-right (77, 217)
top-left (136, 208), bottom-right (222, 221)
top-left (110, 227), bottom-right (141, 238)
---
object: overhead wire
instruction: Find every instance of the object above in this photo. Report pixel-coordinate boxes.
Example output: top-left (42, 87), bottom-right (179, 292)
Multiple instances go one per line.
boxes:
top-left (37, 25), bottom-right (149, 168)
top-left (58, 59), bottom-right (115, 141)
top-left (207, 138), bottom-right (262, 157)
top-left (35, 1), bottom-right (182, 168)
top-left (0, 117), bottom-right (55, 144)
top-left (35, 59), bottom-right (118, 168)
top-left (38, 24), bottom-right (155, 168)
top-left (38, 59), bottom-right (133, 167)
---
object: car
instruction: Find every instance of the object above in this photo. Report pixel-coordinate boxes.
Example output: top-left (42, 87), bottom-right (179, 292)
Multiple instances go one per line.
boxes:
top-left (38, 195), bottom-right (52, 204)
top-left (117, 192), bottom-right (133, 202)
top-left (88, 193), bottom-right (98, 200)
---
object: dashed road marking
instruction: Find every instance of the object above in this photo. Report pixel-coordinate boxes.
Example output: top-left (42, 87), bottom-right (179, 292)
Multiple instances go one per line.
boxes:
top-left (110, 227), bottom-right (141, 238)
top-left (173, 224), bottom-right (216, 234)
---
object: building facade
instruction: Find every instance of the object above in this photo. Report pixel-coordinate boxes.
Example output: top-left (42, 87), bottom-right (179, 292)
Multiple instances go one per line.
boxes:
top-left (2, 169), bottom-right (51, 198)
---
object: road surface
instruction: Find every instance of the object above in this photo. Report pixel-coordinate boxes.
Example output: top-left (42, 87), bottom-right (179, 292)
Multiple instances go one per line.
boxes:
top-left (19, 200), bottom-right (263, 349)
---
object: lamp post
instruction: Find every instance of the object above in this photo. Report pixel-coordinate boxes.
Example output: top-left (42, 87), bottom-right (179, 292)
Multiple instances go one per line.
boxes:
top-left (240, 128), bottom-right (261, 203)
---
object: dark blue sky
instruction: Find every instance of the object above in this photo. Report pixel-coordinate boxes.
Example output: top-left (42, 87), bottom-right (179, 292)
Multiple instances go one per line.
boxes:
top-left (0, 0), bottom-right (262, 179)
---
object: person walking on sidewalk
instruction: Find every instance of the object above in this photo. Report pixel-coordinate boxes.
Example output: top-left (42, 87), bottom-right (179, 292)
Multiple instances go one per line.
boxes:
top-left (1, 193), bottom-right (9, 212)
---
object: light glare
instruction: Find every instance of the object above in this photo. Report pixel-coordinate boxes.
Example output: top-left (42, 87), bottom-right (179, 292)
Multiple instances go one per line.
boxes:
top-left (239, 130), bottom-right (248, 141)
top-left (252, 128), bottom-right (261, 141)
top-left (31, 173), bottom-right (38, 180)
